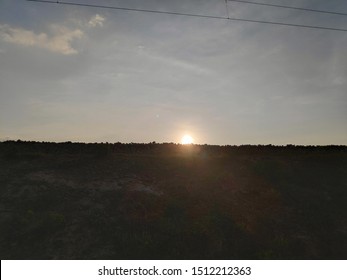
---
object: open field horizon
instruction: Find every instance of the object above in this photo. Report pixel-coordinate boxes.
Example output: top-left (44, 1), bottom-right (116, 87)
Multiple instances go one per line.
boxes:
top-left (1, 1), bottom-right (347, 262)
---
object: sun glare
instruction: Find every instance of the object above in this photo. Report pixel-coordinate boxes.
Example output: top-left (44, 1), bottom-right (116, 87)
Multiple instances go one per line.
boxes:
top-left (181, 135), bottom-right (194, 145)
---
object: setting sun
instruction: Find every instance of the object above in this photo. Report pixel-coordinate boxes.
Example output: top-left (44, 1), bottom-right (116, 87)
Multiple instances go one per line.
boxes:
top-left (181, 135), bottom-right (194, 145)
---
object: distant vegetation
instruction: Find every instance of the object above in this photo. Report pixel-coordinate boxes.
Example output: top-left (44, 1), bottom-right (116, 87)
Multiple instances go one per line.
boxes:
top-left (0, 140), bottom-right (346, 259)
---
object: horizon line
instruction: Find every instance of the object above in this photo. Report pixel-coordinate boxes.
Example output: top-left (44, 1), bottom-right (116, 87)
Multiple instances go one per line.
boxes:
top-left (1, 139), bottom-right (346, 147)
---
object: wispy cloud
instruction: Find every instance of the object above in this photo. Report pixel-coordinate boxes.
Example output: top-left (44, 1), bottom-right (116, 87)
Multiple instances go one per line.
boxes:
top-left (0, 24), bottom-right (83, 55)
top-left (88, 14), bottom-right (105, 28)
top-left (139, 49), bottom-right (210, 75)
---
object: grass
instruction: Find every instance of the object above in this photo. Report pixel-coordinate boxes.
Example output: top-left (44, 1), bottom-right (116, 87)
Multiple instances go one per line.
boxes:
top-left (0, 141), bottom-right (346, 259)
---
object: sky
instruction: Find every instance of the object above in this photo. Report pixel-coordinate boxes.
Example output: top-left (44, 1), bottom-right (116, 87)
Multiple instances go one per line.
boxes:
top-left (0, 0), bottom-right (346, 145)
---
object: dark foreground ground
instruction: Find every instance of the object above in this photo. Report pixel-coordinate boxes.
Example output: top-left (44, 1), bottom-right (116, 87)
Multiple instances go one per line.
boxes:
top-left (0, 141), bottom-right (346, 259)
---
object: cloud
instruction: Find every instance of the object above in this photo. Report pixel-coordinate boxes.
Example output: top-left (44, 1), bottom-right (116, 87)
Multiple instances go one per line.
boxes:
top-left (138, 49), bottom-right (210, 75)
top-left (0, 24), bottom-right (83, 55)
top-left (88, 14), bottom-right (105, 27)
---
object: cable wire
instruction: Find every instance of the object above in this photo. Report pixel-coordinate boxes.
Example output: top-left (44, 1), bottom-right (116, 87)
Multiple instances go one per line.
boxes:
top-left (228, 0), bottom-right (347, 17)
top-left (26, 0), bottom-right (226, 20)
top-left (26, 0), bottom-right (347, 32)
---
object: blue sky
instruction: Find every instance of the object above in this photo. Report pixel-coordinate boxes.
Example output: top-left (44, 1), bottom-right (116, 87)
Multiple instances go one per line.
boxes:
top-left (0, 0), bottom-right (346, 144)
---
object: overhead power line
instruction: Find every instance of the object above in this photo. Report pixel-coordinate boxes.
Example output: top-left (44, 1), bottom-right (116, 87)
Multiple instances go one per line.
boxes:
top-left (27, 0), bottom-right (226, 20)
top-left (228, 0), bottom-right (347, 17)
top-left (26, 0), bottom-right (347, 32)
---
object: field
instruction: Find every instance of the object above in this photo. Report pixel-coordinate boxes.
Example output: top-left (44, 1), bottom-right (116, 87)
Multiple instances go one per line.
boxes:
top-left (0, 141), bottom-right (346, 259)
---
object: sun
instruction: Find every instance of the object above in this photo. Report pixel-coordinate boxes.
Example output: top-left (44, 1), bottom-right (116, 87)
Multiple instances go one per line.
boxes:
top-left (181, 135), bottom-right (194, 145)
